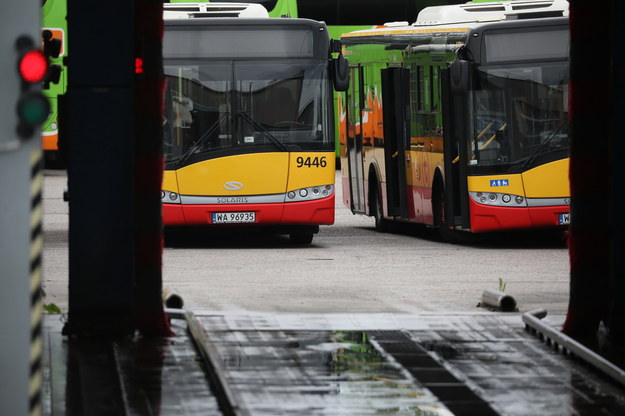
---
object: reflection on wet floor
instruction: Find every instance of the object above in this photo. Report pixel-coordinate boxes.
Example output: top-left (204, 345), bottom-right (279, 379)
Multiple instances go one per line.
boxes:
top-left (210, 329), bottom-right (455, 415)
top-left (43, 312), bottom-right (625, 416)
top-left (43, 317), bottom-right (222, 416)
top-left (198, 313), bottom-right (625, 416)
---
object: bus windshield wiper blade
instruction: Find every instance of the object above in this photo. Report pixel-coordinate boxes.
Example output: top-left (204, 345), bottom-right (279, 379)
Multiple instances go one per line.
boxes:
top-left (238, 111), bottom-right (289, 152)
top-left (177, 113), bottom-right (230, 166)
top-left (521, 125), bottom-right (563, 169)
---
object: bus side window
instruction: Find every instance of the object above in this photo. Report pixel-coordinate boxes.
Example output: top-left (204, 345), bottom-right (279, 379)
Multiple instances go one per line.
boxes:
top-left (432, 66), bottom-right (441, 113)
top-left (418, 66), bottom-right (431, 112)
top-left (415, 65), bottom-right (437, 138)
top-left (410, 64), bottom-right (421, 138)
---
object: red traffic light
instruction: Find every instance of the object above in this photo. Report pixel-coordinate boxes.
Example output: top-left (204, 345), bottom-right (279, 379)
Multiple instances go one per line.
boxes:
top-left (19, 50), bottom-right (48, 83)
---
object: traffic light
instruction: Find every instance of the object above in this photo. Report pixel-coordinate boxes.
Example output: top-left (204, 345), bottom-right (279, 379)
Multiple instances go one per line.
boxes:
top-left (41, 29), bottom-right (62, 88)
top-left (15, 35), bottom-right (50, 138)
top-left (42, 29), bottom-right (62, 58)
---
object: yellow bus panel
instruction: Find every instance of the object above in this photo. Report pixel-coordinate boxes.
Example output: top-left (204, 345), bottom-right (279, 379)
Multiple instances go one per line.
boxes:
top-left (287, 152), bottom-right (335, 191)
top-left (162, 170), bottom-right (179, 192)
top-left (175, 153), bottom-right (289, 196)
top-left (521, 159), bottom-right (569, 198)
top-left (467, 174), bottom-right (525, 195)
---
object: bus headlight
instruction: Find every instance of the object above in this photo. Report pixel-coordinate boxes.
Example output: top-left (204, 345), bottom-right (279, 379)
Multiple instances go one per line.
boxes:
top-left (162, 190), bottom-right (181, 204)
top-left (470, 191), bottom-right (527, 207)
top-left (285, 185), bottom-right (334, 203)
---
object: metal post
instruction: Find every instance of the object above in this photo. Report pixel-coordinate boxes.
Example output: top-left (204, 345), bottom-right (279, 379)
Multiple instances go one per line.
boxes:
top-left (0, 3), bottom-right (45, 414)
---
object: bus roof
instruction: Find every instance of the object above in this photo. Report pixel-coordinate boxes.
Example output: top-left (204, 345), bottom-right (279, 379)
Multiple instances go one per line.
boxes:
top-left (415, 0), bottom-right (569, 26)
top-left (163, 2), bottom-right (269, 19)
top-left (342, 0), bottom-right (568, 42)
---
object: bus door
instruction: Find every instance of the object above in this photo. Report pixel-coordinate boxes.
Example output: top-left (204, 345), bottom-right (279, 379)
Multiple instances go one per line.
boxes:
top-left (381, 67), bottom-right (409, 219)
top-left (346, 65), bottom-right (366, 213)
top-left (441, 63), bottom-right (470, 228)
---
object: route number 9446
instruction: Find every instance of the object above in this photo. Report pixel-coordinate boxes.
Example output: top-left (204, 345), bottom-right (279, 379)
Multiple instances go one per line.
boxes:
top-left (296, 156), bottom-right (327, 168)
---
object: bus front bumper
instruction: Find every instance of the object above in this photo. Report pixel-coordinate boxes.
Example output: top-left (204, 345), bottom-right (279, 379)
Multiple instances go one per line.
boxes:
top-left (469, 198), bottom-right (570, 233)
top-left (163, 195), bottom-right (335, 227)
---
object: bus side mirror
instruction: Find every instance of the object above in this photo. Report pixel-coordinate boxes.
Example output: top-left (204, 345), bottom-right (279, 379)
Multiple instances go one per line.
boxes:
top-left (331, 53), bottom-right (349, 92)
top-left (450, 58), bottom-right (469, 95)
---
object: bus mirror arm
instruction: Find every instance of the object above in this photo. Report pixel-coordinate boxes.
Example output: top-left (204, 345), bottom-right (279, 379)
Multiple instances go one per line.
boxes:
top-left (450, 58), bottom-right (469, 95)
top-left (331, 53), bottom-right (349, 92)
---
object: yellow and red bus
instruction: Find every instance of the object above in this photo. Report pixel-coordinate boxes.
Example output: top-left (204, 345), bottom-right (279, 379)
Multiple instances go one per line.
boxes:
top-left (162, 3), bottom-right (348, 244)
top-left (340, 0), bottom-right (570, 240)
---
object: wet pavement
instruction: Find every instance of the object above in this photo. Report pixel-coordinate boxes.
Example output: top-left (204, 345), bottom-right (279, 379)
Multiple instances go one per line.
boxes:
top-left (42, 311), bottom-right (625, 415)
top-left (42, 315), bottom-right (222, 416)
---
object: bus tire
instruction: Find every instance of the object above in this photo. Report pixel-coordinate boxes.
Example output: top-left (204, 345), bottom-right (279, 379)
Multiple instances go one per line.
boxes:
top-left (371, 180), bottom-right (390, 232)
top-left (433, 183), bottom-right (456, 243)
top-left (290, 232), bottom-right (314, 245)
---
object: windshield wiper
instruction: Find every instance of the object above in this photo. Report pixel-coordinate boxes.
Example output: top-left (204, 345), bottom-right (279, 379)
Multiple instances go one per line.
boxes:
top-left (521, 124), bottom-right (565, 169)
top-left (177, 113), bottom-right (230, 166)
top-left (237, 111), bottom-right (289, 152)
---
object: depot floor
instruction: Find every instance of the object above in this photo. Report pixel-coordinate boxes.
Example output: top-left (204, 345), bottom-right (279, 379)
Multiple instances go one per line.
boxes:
top-left (42, 310), bottom-right (625, 416)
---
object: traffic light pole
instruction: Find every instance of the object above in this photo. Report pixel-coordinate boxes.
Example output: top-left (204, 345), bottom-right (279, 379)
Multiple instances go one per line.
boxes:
top-left (0, 3), bottom-right (46, 415)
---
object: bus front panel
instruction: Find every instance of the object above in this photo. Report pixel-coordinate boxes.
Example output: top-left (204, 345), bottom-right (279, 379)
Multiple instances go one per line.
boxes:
top-left (162, 151), bottom-right (335, 227)
top-left (466, 159), bottom-right (570, 232)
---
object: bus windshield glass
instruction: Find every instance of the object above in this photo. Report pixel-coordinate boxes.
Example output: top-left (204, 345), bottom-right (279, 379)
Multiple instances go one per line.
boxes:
top-left (163, 59), bottom-right (331, 163)
top-left (470, 61), bottom-right (569, 171)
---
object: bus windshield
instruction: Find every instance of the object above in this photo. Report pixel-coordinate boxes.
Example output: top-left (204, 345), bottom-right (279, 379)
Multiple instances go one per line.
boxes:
top-left (470, 61), bottom-right (569, 171)
top-left (163, 59), bottom-right (332, 163)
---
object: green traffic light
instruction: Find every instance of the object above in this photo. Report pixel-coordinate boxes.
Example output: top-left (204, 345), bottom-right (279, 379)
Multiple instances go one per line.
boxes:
top-left (17, 92), bottom-right (50, 125)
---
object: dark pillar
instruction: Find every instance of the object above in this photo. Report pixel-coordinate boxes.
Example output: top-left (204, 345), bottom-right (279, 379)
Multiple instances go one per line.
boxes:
top-left (562, 1), bottom-right (612, 339)
top-left (608, 1), bottom-right (625, 342)
top-left (133, 0), bottom-right (172, 336)
top-left (63, 0), bottom-right (170, 336)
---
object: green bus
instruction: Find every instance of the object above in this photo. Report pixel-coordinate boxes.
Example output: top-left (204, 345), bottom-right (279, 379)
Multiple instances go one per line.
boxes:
top-left (166, 1), bottom-right (467, 165)
top-left (41, 0), bottom-right (67, 166)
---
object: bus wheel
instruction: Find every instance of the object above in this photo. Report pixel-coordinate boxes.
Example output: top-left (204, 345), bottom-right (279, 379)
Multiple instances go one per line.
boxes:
top-left (290, 232), bottom-right (314, 245)
top-left (433, 185), bottom-right (470, 244)
top-left (372, 183), bottom-right (390, 232)
top-left (433, 185), bottom-right (455, 243)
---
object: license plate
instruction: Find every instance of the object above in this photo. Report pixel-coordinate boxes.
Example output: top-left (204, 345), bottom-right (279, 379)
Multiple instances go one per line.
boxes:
top-left (212, 211), bottom-right (256, 224)
top-left (558, 213), bottom-right (570, 225)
